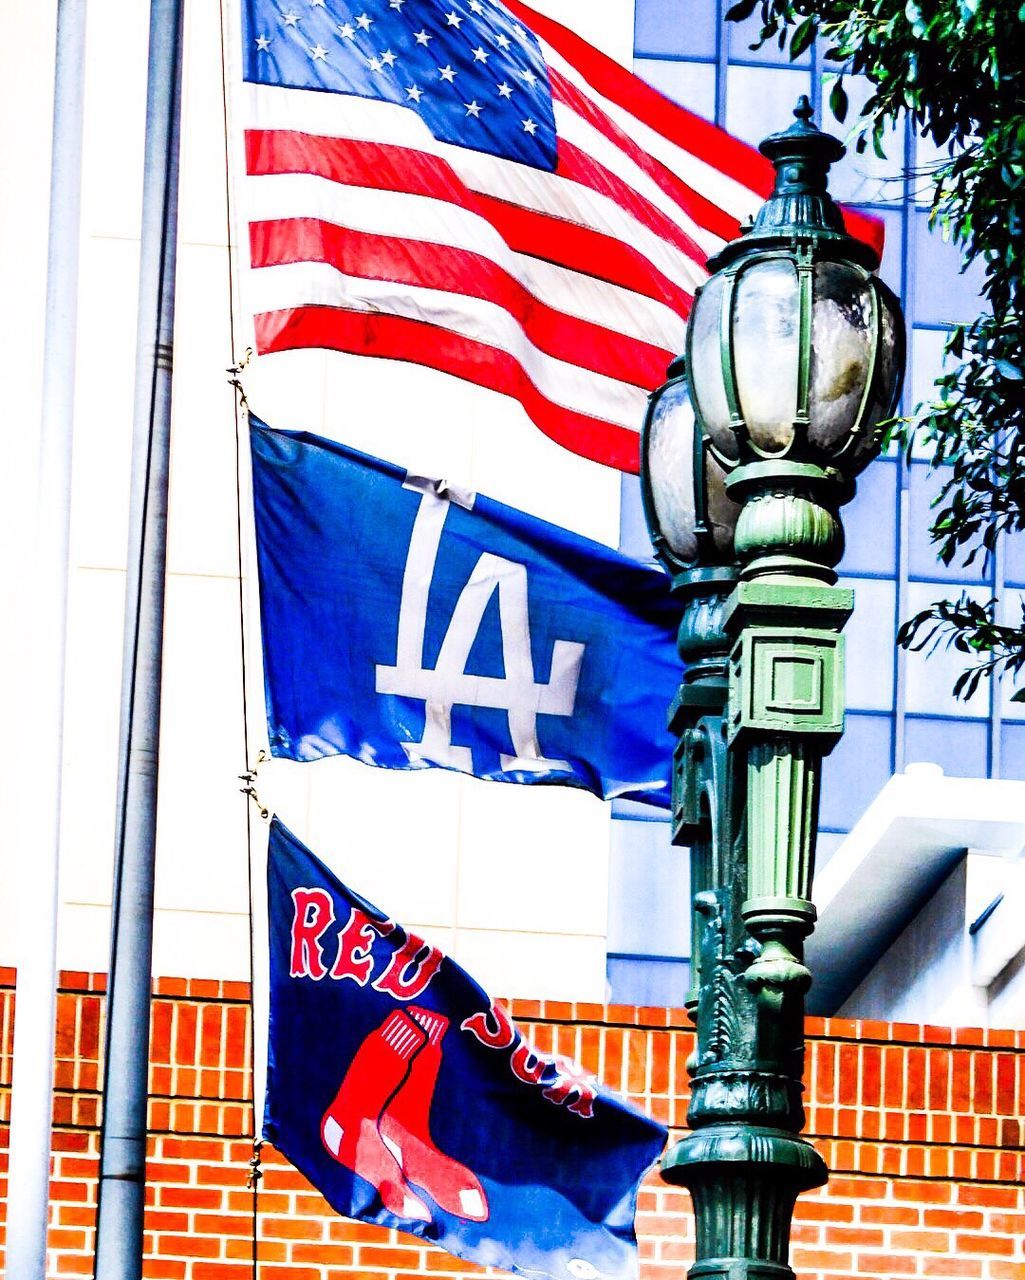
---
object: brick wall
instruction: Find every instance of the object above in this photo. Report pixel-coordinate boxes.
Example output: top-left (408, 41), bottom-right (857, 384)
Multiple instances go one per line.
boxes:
top-left (0, 970), bottom-right (1023, 1279)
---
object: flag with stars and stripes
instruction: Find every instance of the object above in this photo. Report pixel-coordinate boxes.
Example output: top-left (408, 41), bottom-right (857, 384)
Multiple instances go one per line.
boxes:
top-left (240, 0), bottom-right (883, 473)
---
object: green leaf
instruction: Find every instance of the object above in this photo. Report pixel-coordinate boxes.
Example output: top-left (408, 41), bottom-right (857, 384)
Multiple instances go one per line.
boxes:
top-left (725, 0), bottom-right (759, 21)
top-left (790, 15), bottom-right (816, 58)
top-left (829, 78), bottom-right (849, 123)
top-left (994, 359), bottom-right (1024, 380)
top-left (1012, 689), bottom-right (1025, 703)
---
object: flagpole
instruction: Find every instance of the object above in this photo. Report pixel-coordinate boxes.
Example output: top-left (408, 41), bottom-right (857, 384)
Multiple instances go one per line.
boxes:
top-left (5, 4), bottom-right (88, 1277)
top-left (93, 1), bottom-right (184, 1276)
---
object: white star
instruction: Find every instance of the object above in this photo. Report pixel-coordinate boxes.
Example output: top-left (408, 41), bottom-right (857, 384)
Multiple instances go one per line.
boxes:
top-left (281, 11), bottom-right (300, 25)
top-left (338, 21), bottom-right (355, 37)
top-left (472, 45), bottom-right (489, 62)
top-left (519, 69), bottom-right (537, 86)
top-left (380, 48), bottom-right (398, 66)
top-left (514, 23), bottom-right (527, 38)
top-left (355, 12), bottom-right (373, 30)
top-left (465, 99), bottom-right (482, 117)
top-left (414, 28), bottom-right (432, 45)
top-left (406, 84), bottom-right (423, 102)
top-left (495, 32), bottom-right (511, 49)
top-left (469, 0), bottom-right (485, 11)
top-left (438, 64), bottom-right (456, 81)
top-left (310, 43), bottom-right (327, 59)
top-left (309, 0), bottom-right (326, 6)
top-left (389, 0), bottom-right (406, 7)
top-left (367, 55), bottom-right (382, 71)
top-left (255, 34), bottom-right (271, 50)
top-left (445, 10), bottom-right (462, 26)
top-left (497, 81), bottom-right (512, 97)
top-left (522, 118), bottom-right (537, 134)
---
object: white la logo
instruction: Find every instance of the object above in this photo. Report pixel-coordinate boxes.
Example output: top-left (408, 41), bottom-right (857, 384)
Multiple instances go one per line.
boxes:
top-left (375, 479), bottom-right (585, 773)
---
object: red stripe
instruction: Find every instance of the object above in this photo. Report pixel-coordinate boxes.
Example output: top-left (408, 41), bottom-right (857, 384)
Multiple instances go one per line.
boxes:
top-left (250, 217), bottom-right (674, 389)
top-left (507, 0), bottom-right (886, 260)
top-left (246, 130), bottom-right (696, 316)
top-left (555, 139), bottom-right (707, 266)
top-left (506, 0), bottom-right (771, 189)
top-left (255, 306), bottom-right (642, 473)
top-left (551, 70), bottom-right (741, 244)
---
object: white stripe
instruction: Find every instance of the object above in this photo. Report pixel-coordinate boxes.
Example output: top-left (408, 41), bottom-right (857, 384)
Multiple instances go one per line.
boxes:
top-left (246, 171), bottom-right (688, 353)
top-left (249, 260), bottom-right (646, 430)
top-left (245, 83), bottom-right (705, 294)
top-left (540, 40), bottom-right (763, 223)
top-left (553, 100), bottom-right (721, 256)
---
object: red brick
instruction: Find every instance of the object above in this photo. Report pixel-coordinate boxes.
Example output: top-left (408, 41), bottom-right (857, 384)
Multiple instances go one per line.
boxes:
top-left (855, 1253), bottom-right (917, 1274)
top-left (956, 1234), bottom-right (1015, 1256)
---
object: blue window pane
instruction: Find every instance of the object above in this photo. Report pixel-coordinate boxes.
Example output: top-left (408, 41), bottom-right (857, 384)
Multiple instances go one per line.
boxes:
top-left (607, 956), bottom-right (690, 1007)
top-left (905, 717), bottom-right (989, 778)
top-left (728, 8), bottom-right (812, 65)
top-left (1004, 531), bottom-right (1025, 587)
top-left (619, 474), bottom-right (657, 563)
top-left (725, 66), bottom-right (810, 148)
top-left (635, 0), bottom-right (717, 58)
top-left (820, 713), bottom-right (893, 831)
top-left (840, 458), bottom-right (898, 576)
top-left (607, 819), bottom-right (689, 958)
top-left (853, 205), bottom-right (904, 300)
top-left (840, 577), bottom-right (896, 711)
top-left (908, 462), bottom-right (987, 583)
top-left (904, 581), bottom-right (992, 718)
top-left (634, 57), bottom-right (717, 118)
top-left (913, 211), bottom-right (986, 326)
top-left (827, 81), bottom-right (906, 206)
top-left (1001, 724), bottom-right (1025, 780)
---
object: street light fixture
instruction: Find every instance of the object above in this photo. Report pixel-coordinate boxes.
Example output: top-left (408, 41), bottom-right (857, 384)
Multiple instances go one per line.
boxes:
top-left (641, 97), bottom-right (904, 1280)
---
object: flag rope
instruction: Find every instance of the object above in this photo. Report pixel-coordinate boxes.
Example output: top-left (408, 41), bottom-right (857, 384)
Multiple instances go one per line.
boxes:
top-left (218, 2), bottom-right (263, 1275)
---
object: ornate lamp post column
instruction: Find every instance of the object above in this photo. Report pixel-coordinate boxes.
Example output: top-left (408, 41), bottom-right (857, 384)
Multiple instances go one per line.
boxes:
top-left (640, 99), bottom-right (905, 1280)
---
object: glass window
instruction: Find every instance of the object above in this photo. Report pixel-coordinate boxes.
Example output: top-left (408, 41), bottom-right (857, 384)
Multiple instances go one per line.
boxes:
top-left (1000, 724), bottom-right (1025, 781)
top-left (904, 581), bottom-right (992, 717)
top-left (725, 66), bottom-right (811, 148)
top-left (904, 716), bottom-right (989, 778)
top-left (727, 7), bottom-right (812, 65)
top-left (856, 205), bottom-right (905, 301)
top-left (634, 57), bottom-right (717, 118)
top-left (840, 576), bottom-right (897, 711)
top-left (1003, 533), bottom-right (1025, 589)
top-left (826, 80), bottom-right (906, 206)
top-left (819, 712), bottom-right (894, 831)
top-left (908, 462), bottom-right (988, 583)
top-left (635, 0), bottom-right (718, 59)
top-left (607, 818), bottom-right (690, 958)
top-left (913, 211), bottom-right (986, 326)
top-left (607, 955), bottom-right (690, 1007)
top-left (840, 458), bottom-right (898, 576)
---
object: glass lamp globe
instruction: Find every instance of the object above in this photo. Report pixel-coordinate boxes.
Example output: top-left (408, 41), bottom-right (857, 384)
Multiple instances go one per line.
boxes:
top-left (686, 98), bottom-right (905, 482)
top-left (640, 357), bottom-right (740, 575)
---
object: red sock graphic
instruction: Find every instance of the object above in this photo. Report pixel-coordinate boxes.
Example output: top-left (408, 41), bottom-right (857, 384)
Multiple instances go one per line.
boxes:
top-left (320, 1010), bottom-right (432, 1221)
top-left (380, 1006), bottom-right (489, 1222)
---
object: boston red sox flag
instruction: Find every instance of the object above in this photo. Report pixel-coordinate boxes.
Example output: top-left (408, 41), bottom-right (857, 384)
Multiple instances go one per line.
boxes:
top-left (239, 0), bottom-right (883, 472)
top-left (265, 817), bottom-right (667, 1280)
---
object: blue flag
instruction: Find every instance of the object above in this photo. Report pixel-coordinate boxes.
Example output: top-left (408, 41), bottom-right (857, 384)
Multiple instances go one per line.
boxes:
top-left (265, 818), bottom-right (667, 1280)
top-left (250, 419), bottom-right (682, 808)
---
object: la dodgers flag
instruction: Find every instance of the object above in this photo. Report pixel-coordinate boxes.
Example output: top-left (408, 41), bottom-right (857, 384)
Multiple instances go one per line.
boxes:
top-left (266, 817), bottom-right (667, 1279)
top-left (240, 0), bottom-right (884, 472)
top-left (250, 417), bottom-right (682, 807)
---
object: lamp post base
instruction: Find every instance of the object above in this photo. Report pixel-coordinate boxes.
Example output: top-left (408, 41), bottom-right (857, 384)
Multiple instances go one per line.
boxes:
top-left (662, 1125), bottom-right (827, 1280)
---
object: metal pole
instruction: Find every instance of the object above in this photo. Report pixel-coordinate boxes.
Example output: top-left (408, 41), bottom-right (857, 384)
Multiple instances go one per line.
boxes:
top-left (6, 4), bottom-right (87, 1276)
top-left (93, 1), bottom-right (184, 1276)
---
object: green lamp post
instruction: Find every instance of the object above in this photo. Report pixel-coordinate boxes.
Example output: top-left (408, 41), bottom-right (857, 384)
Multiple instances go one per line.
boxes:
top-left (640, 97), bottom-right (904, 1280)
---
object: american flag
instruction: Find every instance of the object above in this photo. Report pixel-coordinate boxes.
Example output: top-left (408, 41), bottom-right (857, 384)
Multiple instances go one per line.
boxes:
top-left (240, 0), bottom-right (883, 473)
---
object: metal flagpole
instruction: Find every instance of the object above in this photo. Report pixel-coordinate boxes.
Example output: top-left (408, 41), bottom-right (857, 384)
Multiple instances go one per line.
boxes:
top-left (93, 0), bottom-right (184, 1275)
top-left (6, 4), bottom-right (88, 1277)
